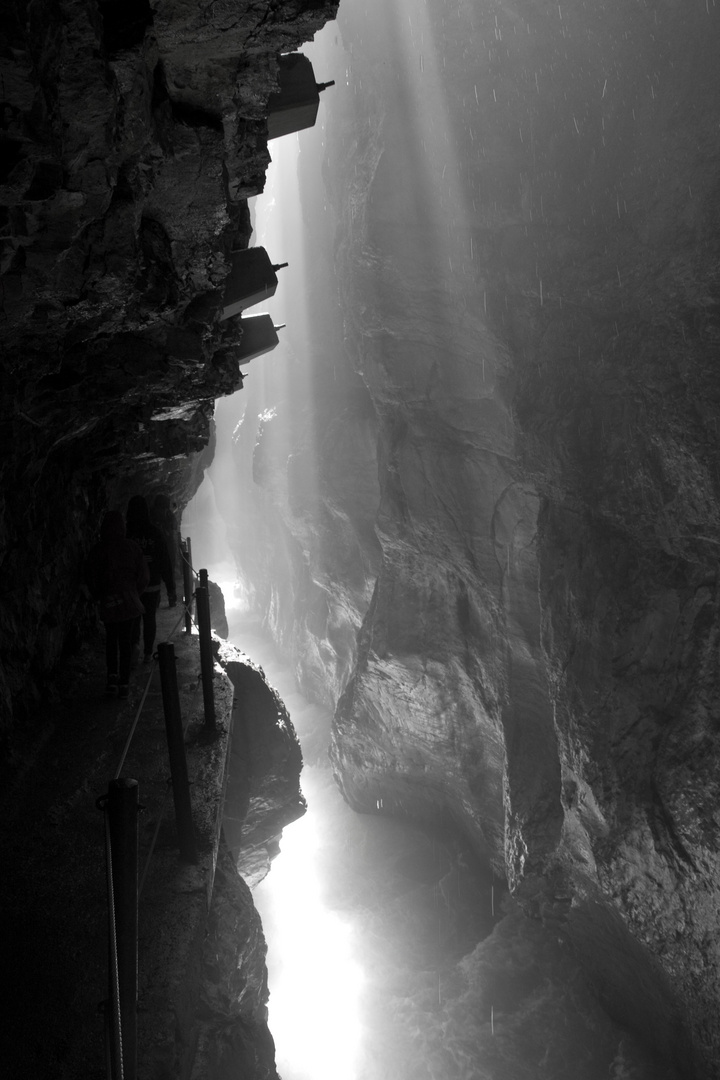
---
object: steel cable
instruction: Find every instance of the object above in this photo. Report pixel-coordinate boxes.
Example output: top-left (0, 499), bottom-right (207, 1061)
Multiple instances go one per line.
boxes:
top-left (103, 807), bottom-right (124, 1080)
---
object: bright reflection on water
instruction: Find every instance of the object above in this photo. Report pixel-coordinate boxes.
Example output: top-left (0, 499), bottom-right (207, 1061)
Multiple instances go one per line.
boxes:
top-left (198, 564), bottom-right (368, 1080)
top-left (244, 667), bottom-right (366, 1080)
top-left (256, 832), bottom-right (365, 1080)
top-left (225, 612), bottom-right (366, 1079)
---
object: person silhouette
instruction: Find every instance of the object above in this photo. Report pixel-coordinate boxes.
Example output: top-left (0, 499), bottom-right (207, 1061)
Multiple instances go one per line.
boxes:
top-left (85, 510), bottom-right (149, 697)
top-left (126, 495), bottom-right (175, 663)
top-left (151, 492), bottom-right (179, 603)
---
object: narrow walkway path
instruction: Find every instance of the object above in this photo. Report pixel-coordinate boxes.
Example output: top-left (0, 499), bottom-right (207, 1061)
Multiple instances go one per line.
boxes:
top-left (0, 598), bottom-right (215, 1080)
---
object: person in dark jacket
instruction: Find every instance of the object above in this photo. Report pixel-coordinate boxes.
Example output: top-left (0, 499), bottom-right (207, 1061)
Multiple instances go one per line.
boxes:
top-left (126, 495), bottom-right (176, 662)
top-left (151, 492), bottom-right (179, 594)
top-left (86, 510), bottom-right (149, 697)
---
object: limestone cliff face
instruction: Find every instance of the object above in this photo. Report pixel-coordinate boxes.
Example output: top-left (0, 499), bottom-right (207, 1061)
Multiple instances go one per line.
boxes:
top-left (0, 0), bottom-right (338, 748)
top-left (228, 1), bottom-right (720, 1074)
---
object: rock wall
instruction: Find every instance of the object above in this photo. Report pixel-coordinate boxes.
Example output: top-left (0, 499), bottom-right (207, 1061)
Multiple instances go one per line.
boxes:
top-left (190, 640), bottom-right (306, 1080)
top-left (219, 639), bottom-right (306, 888)
top-left (0, 0), bottom-right (338, 751)
top-left (193, 839), bottom-right (280, 1080)
top-left (226, 1), bottom-right (720, 1075)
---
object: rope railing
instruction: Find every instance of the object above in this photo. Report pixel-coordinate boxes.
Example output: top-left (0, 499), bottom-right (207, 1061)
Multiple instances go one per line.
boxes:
top-left (179, 535), bottom-right (200, 580)
top-left (98, 536), bottom-right (218, 1078)
top-left (166, 603), bottom-right (196, 642)
top-left (111, 585), bottom-right (207, 771)
top-left (103, 807), bottom-right (124, 1080)
top-left (113, 662), bottom-right (156, 781)
top-left (138, 671), bottom-right (203, 896)
top-left (112, 534), bottom-right (200, 780)
top-left (97, 779), bottom-right (139, 1080)
top-left (138, 785), bottom-right (172, 900)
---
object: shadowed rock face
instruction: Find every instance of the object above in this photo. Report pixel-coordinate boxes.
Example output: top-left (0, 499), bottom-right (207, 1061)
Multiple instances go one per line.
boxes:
top-left (218, 639), bottom-right (306, 888)
top-left (194, 841), bottom-right (282, 1080)
top-left (225, 0), bottom-right (720, 1074)
top-left (0, 0), bottom-right (338, 746)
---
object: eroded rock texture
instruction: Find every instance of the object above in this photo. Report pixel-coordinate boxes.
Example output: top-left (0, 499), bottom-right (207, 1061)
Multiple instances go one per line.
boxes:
top-left (227, 1), bottom-right (720, 1075)
top-left (218, 639), bottom-right (306, 887)
top-left (194, 840), bottom-right (280, 1080)
top-left (0, 0), bottom-right (338, 748)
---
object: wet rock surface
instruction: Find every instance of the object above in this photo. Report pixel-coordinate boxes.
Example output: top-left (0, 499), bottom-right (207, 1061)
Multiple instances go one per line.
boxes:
top-left (219, 639), bottom-right (306, 888)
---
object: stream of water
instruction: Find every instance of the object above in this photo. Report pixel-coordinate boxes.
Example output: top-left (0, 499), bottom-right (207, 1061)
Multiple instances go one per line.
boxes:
top-left (222, 592), bottom-right (501, 1080)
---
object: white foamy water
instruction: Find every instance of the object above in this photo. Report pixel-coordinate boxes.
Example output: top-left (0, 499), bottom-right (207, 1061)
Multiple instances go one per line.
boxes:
top-left (225, 612), bottom-right (368, 1080)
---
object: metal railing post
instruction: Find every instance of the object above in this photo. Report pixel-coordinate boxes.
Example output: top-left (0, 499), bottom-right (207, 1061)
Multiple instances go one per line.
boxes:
top-left (157, 642), bottom-right (198, 863)
top-left (181, 537), bottom-right (193, 634)
top-left (107, 778), bottom-right (139, 1080)
top-left (195, 570), bottom-right (216, 731)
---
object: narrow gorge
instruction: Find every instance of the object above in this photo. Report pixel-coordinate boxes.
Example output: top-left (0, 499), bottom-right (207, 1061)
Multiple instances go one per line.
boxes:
top-left (2, 1), bottom-right (720, 1078)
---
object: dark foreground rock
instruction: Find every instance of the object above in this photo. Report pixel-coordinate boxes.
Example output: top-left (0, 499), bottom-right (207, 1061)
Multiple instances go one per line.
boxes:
top-left (193, 840), bottom-right (280, 1080)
